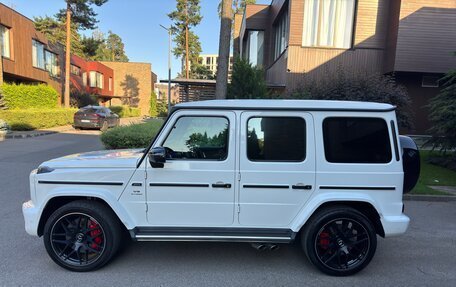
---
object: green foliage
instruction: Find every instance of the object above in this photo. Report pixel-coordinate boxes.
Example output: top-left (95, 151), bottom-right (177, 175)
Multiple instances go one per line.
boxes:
top-left (81, 35), bottom-right (103, 59)
top-left (34, 16), bottom-right (85, 57)
top-left (56, 0), bottom-right (108, 31)
top-left (185, 128), bottom-right (227, 152)
top-left (157, 98), bottom-right (168, 117)
top-left (228, 57), bottom-right (268, 99)
top-left (84, 30), bottom-right (129, 61)
top-left (291, 69), bottom-right (413, 129)
top-left (100, 119), bottom-right (164, 149)
top-left (149, 92), bottom-right (158, 117)
top-left (168, 0), bottom-right (202, 75)
top-left (191, 63), bottom-right (215, 80)
top-left (0, 109), bottom-right (76, 130)
top-left (427, 69), bottom-right (456, 154)
top-left (1, 83), bottom-right (59, 109)
top-left (70, 90), bottom-right (98, 108)
top-left (218, 0), bottom-right (257, 16)
top-left (109, 106), bottom-right (141, 118)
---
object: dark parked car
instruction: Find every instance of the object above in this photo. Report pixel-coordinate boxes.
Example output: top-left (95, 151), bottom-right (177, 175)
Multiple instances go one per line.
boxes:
top-left (73, 106), bottom-right (120, 130)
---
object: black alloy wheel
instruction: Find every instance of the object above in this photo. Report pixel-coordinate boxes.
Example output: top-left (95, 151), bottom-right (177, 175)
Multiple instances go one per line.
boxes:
top-left (302, 206), bottom-right (377, 276)
top-left (43, 200), bottom-right (121, 272)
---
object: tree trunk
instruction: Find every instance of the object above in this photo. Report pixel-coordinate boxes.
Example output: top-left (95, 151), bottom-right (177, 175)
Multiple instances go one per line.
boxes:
top-left (215, 0), bottom-right (233, 99)
top-left (64, 4), bottom-right (71, 108)
top-left (185, 0), bottom-right (190, 79)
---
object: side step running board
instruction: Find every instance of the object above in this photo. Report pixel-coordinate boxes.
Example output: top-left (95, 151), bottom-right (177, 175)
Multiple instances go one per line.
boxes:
top-left (131, 227), bottom-right (296, 243)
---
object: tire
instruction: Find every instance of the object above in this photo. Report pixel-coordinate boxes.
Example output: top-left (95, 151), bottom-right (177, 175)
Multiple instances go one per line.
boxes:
top-left (301, 206), bottom-right (377, 276)
top-left (43, 200), bottom-right (122, 272)
top-left (100, 121), bottom-right (108, 132)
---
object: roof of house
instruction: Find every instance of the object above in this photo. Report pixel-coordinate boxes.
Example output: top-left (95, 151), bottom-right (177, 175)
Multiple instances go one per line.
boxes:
top-left (174, 99), bottom-right (395, 112)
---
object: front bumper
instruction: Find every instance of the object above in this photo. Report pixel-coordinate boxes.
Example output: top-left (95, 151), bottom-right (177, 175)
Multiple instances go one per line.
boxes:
top-left (22, 200), bottom-right (40, 236)
top-left (381, 214), bottom-right (410, 237)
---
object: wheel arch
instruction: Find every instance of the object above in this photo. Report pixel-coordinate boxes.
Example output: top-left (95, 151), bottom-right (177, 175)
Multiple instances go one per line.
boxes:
top-left (294, 200), bottom-right (385, 238)
top-left (37, 196), bottom-right (131, 237)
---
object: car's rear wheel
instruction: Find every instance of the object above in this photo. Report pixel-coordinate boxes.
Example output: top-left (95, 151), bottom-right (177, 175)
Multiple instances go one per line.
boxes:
top-left (43, 200), bottom-right (121, 272)
top-left (301, 206), bottom-right (377, 276)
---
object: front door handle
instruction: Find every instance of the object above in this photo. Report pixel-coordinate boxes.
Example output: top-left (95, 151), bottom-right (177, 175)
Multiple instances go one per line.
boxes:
top-left (212, 183), bottom-right (232, 188)
top-left (292, 184), bottom-right (312, 190)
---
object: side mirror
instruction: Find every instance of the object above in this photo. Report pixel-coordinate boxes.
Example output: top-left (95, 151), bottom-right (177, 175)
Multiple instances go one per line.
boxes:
top-left (149, 147), bottom-right (166, 168)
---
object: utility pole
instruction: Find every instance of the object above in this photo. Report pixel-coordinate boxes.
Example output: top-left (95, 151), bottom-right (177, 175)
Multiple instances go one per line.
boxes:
top-left (185, 0), bottom-right (189, 79)
top-left (215, 0), bottom-right (233, 99)
top-left (160, 25), bottom-right (172, 115)
top-left (64, 3), bottom-right (71, 107)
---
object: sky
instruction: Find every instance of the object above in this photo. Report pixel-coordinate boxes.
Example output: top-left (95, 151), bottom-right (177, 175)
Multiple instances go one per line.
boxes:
top-left (3, 0), bottom-right (270, 80)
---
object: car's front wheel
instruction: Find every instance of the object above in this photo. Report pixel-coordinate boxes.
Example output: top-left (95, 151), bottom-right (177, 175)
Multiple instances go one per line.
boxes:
top-left (301, 206), bottom-right (377, 276)
top-left (43, 200), bottom-right (122, 272)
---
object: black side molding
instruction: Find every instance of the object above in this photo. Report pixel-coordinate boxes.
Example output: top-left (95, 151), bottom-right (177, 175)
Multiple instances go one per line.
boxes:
top-left (38, 180), bottom-right (123, 186)
top-left (320, 186), bottom-right (395, 191)
top-left (243, 184), bottom-right (289, 189)
top-left (149, 183), bottom-right (210, 188)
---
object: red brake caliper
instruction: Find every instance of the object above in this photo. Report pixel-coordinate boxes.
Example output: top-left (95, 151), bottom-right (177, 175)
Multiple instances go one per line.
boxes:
top-left (89, 220), bottom-right (103, 250)
top-left (319, 231), bottom-right (330, 249)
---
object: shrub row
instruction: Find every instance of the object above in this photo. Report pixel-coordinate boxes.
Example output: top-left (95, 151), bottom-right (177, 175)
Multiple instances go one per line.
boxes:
top-left (100, 119), bottom-right (164, 149)
top-left (109, 106), bottom-right (141, 118)
top-left (0, 109), bottom-right (77, 131)
top-left (1, 83), bottom-right (59, 109)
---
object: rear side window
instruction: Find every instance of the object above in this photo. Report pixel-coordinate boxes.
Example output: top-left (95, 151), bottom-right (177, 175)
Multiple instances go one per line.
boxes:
top-left (247, 117), bottom-right (306, 161)
top-left (323, 117), bottom-right (392, 163)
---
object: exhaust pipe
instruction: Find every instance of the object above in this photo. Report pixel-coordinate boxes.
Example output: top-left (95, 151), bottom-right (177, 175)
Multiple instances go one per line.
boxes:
top-left (268, 244), bottom-right (279, 251)
top-left (251, 243), bottom-right (267, 251)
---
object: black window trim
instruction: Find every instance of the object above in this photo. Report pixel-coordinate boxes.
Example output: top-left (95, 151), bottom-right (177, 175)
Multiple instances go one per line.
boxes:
top-left (322, 116), bottom-right (393, 164)
top-left (159, 115), bottom-right (231, 162)
top-left (246, 115), bottom-right (307, 163)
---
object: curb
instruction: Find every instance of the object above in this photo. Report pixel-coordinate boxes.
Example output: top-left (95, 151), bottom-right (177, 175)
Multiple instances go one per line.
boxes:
top-left (403, 194), bottom-right (456, 202)
top-left (4, 131), bottom-right (59, 139)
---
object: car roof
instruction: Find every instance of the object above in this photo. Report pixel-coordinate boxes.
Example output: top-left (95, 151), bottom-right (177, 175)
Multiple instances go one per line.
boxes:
top-left (173, 100), bottom-right (395, 112)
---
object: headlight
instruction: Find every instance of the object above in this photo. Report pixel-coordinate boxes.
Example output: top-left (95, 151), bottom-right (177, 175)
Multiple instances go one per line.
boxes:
top-left (37, 166), bottom-right (54, 174)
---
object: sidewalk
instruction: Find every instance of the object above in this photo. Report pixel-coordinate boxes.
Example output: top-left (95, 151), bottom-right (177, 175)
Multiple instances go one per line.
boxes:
top-left (0, 117), bottom-right (145, 140)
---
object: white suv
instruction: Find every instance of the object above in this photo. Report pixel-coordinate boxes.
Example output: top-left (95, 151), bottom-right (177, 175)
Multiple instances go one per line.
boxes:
top-left (22, 100), bottom-right (420, 276)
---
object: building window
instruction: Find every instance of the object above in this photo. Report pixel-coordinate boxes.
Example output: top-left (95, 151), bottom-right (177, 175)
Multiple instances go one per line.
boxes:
top-left (302, 0), bottom-right (356, 49)
top-left (247, 117), bottom-right (306, 162)
top-left (162, 116), bottom-right (229, 161)
top-left (323, 117), bottom-right (392, 163)
top-left (109, 77), bottom-right (112, 91)
top-left (70, 64), bottom-right (81, 76)
top-left (422, 75), bottom-right (440, 88)
top-left (89, 71), bottom-right (104, 89)
top-left (44, 50), bottom-right (59, 77)
top-left (32, 40), bottom-right (45, 69)
top-left (273, 8), bottom-right (289, 60)
top-left (247, 30), bottom-right (264, 67)
top-left (0, 25), bottom-right (11, 58)
top-left (82, 72), bottom-right (87, 86)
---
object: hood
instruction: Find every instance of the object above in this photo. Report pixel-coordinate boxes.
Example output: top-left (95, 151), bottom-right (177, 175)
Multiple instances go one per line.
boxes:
top-left (42, 149), bottom-right (144, 169)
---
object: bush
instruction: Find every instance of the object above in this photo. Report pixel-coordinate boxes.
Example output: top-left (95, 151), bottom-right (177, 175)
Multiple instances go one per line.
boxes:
top-left (228, 57), bottom-right (268, 99)
top-left (109, 106), bottom-right (141, 118)
top-left (150, 91), bottom-right (158, 117)
top-left (0, 109), bottom-right (76, 130)
top-left (427, 69), bottom-right (456, 154)
top-left (100, 119), bottom-right (164, 149)
top-left (1, 83), bottom-right (59, 109)
top-left (157, 98), bottom-right (168, 117)
top-left (291, 69), bottom-right (413, 129)
top-left (70, 90), bottom-right (98, 108)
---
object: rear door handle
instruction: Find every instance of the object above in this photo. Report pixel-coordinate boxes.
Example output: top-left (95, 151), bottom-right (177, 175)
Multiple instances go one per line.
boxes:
top-left (132, 182), bottom-right (142, 187)
top-left (292, 184), bottom-right (312, 190)
top-left (212, 183), bottom-right (232, 188)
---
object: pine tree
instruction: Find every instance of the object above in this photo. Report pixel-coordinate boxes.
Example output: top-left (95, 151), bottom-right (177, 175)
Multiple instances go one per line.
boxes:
top-left (168, 0), bottom-right (203, 78)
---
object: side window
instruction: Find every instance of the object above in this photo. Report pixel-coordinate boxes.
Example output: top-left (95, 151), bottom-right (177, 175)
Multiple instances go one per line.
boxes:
top-left (247, 117), bottom-right (306, 161)
top-left (323, 117), bottom-right (392, 163)
top-left (163, 116), bottom-right (229, 160)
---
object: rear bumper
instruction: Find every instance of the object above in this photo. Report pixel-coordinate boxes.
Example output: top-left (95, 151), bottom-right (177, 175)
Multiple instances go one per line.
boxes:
top-left (381, 214), bottom-right (410, 237)
top-left (73, 119), bottom-right (102, 129)
top-left (22, 200), bottom-right (40, 236)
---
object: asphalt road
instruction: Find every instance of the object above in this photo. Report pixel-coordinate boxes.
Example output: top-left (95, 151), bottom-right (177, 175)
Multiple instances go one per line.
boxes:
top-left (0, 132), bottom-right (455, 287)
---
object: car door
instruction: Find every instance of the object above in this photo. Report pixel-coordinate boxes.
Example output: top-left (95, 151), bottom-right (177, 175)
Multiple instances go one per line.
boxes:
top-left (146, 110), bottom-right (236, 226)
top-left (239, 112), bottom-right (316, 227)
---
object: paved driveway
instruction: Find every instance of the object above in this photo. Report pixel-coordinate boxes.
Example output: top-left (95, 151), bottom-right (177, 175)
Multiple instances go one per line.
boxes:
top-left (0, 133), bottom-right (455, 286)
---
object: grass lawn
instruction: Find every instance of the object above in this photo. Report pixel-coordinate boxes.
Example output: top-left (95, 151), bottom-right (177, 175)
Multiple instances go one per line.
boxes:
top-left (411, 150), bottom-right (456, 195)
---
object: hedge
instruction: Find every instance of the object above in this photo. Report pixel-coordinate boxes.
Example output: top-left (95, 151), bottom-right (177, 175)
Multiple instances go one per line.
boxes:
top-left (1, 83), bottom-right (59, 109)
top-left (100, 119), bottom-right (164, 149)
top-left (0, 109), bottom-right (77, 131)
top-left (109, 106), bottom-right (141, 118)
